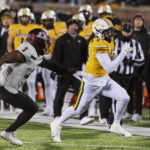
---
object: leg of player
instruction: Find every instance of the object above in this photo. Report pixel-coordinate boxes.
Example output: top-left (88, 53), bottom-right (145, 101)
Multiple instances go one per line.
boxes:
top-left (101, 78), bottom-right (132, 137)
top-left (0, 87), bottom-right (38, 146)
top-left (50, 81), bottom-right (103, 143)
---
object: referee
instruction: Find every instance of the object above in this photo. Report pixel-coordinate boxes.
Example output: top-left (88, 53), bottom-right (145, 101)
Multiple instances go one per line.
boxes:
top-left (113, 23), bottom-right (144, 121)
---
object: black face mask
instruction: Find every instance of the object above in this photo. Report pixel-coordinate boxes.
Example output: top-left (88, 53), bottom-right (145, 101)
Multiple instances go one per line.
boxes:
top-left (44, 23), bottom-right (54, 30)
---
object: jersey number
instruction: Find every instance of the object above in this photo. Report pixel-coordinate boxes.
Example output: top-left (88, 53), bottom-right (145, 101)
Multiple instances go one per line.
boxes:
top-left (22, 47), bottom-right (28, 52)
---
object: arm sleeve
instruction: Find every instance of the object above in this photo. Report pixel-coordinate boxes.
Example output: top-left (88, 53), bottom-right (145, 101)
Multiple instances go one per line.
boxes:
top-left (95, 51), bottom-right (126, 73)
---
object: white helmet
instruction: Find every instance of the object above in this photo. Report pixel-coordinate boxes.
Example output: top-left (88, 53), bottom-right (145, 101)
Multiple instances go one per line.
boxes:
top-left (93, 18), bottom-right (113, 38)
top-left (98, 5), bottom-right (112, 15)
top-left (78, 4), bottom-right (93, 20)
top-left (18, 8), bottom-right (31, 18)
top-left (41, 10), bottom-right (56, 22)
top-left (72, 13), bottom-right (86, 27)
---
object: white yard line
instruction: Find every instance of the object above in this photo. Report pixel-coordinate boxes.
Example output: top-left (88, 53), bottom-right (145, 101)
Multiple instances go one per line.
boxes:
top-left (0, 112), bottom-right (150, 137)
top-left (7, 141), bottom-right (149, 149)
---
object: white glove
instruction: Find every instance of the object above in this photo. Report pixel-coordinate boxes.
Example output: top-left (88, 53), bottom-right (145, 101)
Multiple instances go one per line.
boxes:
top-left (122, 42), bottom-right (131, 55)
top-left (73, 71), bottom-right (89, 81)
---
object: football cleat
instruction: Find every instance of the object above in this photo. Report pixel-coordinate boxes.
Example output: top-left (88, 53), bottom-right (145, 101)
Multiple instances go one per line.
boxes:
top-left (122, 113), bottom-right (132, 120)
top-left (131, 113), bottom-right (141, 122)
top-left (80, 116), bottom-right (94, 125)
top-left (50, 120), bottom-right (62, 143)
top-left (109, 122), bottom-right (132, 137)
top-left (1, 131), bottom-right (22, 146)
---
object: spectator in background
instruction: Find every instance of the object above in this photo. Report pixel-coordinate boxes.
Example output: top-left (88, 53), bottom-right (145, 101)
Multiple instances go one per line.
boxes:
top-left (0, 9), bottom-right (13, 57)
top-left (10, 6), bottom-right (18, 23)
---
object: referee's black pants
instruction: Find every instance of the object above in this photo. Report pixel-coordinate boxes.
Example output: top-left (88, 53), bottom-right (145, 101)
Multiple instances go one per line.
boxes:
top-left (0, 86), bottom-right (38, 132)
top-left (128, 76), bottom-right (143, 115)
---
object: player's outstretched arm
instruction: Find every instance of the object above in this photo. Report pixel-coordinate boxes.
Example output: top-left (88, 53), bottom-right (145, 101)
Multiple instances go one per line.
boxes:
top-left (0, 51), bottom-right (25, 67)
top-left (39, 58), bottom-right (76, 74)
top-left (39, 59), bottom-right (89, 81)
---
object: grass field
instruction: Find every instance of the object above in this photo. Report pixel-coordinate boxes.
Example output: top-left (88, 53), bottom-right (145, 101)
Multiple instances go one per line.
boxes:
top-left (0, 107), bottom-right (150, 150)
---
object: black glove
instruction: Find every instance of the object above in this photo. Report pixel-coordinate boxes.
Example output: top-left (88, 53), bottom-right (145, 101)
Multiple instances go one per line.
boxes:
top-left (66, 67), bottom-right (77, 74)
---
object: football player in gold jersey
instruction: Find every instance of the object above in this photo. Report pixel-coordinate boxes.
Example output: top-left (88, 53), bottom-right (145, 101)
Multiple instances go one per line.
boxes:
top-left (7, 7), bottom-right (41, 52)
top-left (78, 5), bottom-right (93, 41)
top-left (50, 18), bottom-right (133, 143)
top-left (40, 10), bottom-right (58, 116)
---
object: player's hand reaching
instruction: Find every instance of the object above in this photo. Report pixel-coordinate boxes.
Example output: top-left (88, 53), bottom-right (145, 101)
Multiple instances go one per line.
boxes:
top-left (122, 42), bottom-right (131, 55)
top-left (73, 71), bottom-right (89, 81)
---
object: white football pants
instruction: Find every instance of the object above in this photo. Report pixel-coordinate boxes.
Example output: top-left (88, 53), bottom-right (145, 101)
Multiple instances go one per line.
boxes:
top-left (58, 76), bottom-right (130, 125)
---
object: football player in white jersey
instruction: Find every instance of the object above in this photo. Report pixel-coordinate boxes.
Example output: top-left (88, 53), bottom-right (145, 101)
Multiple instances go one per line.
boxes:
top-left (0, 28), bottom-right (87, 146)
top-left (50, 18), bottom-right (133, 143)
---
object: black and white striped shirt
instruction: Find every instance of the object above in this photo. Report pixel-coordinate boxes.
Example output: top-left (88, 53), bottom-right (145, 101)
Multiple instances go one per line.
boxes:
top-left (114, 38), bottom-right (144, 75)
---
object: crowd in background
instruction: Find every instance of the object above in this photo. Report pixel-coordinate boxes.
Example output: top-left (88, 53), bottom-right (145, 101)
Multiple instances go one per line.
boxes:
top-left (0, 1), bottom-right (150, 127)
top-left (1, 0), bottom-right (150, 6)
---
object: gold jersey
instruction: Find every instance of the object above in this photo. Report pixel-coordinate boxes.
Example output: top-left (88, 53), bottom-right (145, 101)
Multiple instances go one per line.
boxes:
top-left (79, 22), bottom-right (93, 41)
top-left (54, 21), bottom-right (67, 37)
top-left (8, 24), bottom-right (42, 49)
top-left (86, 37), bottom-right (114, 77)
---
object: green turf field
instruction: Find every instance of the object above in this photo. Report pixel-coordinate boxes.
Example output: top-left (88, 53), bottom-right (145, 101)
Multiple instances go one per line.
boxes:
top-left (0, 117), bottom-right (150, 150)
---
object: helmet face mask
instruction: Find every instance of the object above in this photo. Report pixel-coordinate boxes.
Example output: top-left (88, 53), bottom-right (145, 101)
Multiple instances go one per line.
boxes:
top-left (42, 18), bottom-right (54, 29)
top-left (102, 28), bottom-right (113, 41)
top-left (41, 10), bottom-right (56, 29)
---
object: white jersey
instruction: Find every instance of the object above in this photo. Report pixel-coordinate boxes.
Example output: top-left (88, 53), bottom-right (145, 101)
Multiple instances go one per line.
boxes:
top-left (0, 42), bottom-right (43, 93)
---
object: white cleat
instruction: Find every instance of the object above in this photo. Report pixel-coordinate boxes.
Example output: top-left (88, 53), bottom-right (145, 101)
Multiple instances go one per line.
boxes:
top-left (122, 113), bottom-right (132, 120)
top-left (109, 122), bottom-right (132, 137)
top-left (80, 116), bottom-right (95, 125)
top-left (0, 131), bottom-right (22, 146)
top-left (131, 113), bottom-right (141, 122)
top-left (50, 120), bottom-right (62, 143)
top-left (99, 118), bottom-right (108, 125)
